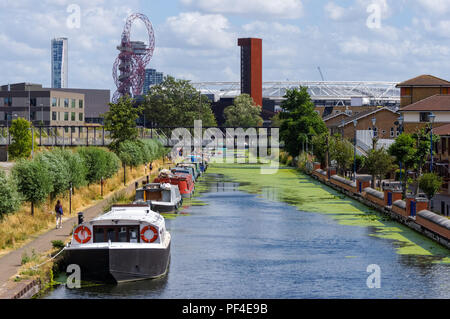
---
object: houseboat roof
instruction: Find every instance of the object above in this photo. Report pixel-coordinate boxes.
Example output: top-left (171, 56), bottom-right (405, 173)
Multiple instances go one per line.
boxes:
top-left (91, 205), bottom-right (164, 224)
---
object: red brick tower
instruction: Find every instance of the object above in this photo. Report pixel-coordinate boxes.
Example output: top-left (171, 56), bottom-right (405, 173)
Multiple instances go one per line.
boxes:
top-left (237, 38), bottom-right (262, 107)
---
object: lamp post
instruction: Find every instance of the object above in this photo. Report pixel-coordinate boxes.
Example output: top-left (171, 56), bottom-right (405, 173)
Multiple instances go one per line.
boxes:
top-left (371, 117), bottom-right (377, 150)
top-left (429, 113), bottom-right (436, 172)
top-left (353, 119), bottom-right (358, 181)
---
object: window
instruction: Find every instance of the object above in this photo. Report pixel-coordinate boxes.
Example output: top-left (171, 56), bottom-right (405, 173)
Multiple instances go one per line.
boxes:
top-left (71, 99), bottom-right (76, 108)
top-left (390, 128), bottom-right (394, 138)
top-left (373, 127), bottom-right (378, 137)
top-left (64, 98), bottom-right (69, 108)
top-left (420, 112), bottom-right (432, 123)
top-left (52, 112), bottom-right (57, 121)
top-left (52, 98), bottom-right (57, 107)
top-left (4, 97), bottom-right (12, 107)
top-left (30, 111), bottom-right (36, 121)
top-left (64, 112), bottom-right (69, 121)
top-left (71, 112), bottom-right (75, 121)
top-left (64, 127), bottom-right (69, 133)
top-left (93, 226), bottom-right (140, 243)
top-left (30, 98), bottom-right (37, 107)
top-left (79, 100), bottom-right (83, 109)
top-left (79, 113), bottom-right (83, 121)
top-left (401, 87), bottom-right (411, 96)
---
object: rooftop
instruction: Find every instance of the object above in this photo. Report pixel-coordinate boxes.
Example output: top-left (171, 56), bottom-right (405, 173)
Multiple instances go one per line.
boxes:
top-left (396, 75), bottom-right (450, 87)
top-left (433, 123), bottom-right (450, 136)
top-left (337, 107), bottom-right (399, 128)
top-left (400, 94), bottom-right (450, 112)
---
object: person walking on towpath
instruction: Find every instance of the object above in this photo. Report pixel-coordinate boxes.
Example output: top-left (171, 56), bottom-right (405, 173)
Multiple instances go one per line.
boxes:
top-left (55, 200), bottom-right (63, 229)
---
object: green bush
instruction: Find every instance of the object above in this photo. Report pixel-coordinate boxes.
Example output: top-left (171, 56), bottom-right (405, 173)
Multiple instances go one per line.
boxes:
top-left (78, 147), bottom-right (121, 184)
top-left (13, 158), bottom-right (53, 215)
top-left (36, 150), bottom-right (71, 198)
top-left (9, 118), bottom-right (33, 160)
top-left (58, 149), bottom-right (88, 189)
top-left (0, 169), bottom-right (23, 218)
top-left (51, 240), bottom-right (65, 250)
top-left (116, 141), bottom-right (143, 168)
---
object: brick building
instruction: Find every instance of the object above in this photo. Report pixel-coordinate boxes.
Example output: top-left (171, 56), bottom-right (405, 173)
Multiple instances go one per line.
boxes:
top-left (336, 108), bottom-right (400, 141)
top-left (397, 74), bottom-right (450, 108)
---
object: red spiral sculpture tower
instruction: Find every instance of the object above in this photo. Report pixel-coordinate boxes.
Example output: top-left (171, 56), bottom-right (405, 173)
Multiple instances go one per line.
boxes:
top-left (112, 13), bottom-right (155, 102)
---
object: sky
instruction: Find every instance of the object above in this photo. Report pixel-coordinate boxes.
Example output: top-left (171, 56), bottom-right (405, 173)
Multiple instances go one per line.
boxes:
top-left (1, 0), bottom-right (450, 97)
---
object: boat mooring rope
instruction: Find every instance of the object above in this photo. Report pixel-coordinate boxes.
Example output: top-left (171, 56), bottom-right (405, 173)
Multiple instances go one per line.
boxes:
top-left (30, 247), bottom-right (66, 270)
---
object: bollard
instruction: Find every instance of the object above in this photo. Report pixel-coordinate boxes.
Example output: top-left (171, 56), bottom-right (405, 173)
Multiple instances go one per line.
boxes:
top-left (78, 212), bottom-right (84, 225)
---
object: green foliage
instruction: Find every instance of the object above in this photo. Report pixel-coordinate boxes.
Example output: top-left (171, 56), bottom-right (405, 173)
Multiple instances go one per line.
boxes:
top-left (143, 75), bottom-right (217, 128)
top-left (411, 127), bottom-right (440, 173)
top-left (13, 158), bottom-right (53, 207)
top-left (364, 148), bottom-right (395, 185)
top-left (77, 147), bottom-right (121, 184)
top-left (51, 240), bottom-right (65, 250)
top-left (36, 150), bottom-right (71, 198)
top-left (0, 169), bottom-right (23, 217)
top-left (115, 139), bottom-right (167, 168)
top-left (279, 87), bottom-right (327, 157)
top-left (419, 173), bottom-right (443, 202)
top-left (57, 149), bottom-right (88, 189)
top-left (103, 96), bottom-right (143, 151)
top-left (9, 118), bottom-right (32, 160)
top-left (116, 141), bottom-right (144, 168)
top-left (329, 136), bottom-right (354, 175)
top-left (312, 133), bottom-right (329, 167)
top-left (223, 94), bottom-right (263, 127)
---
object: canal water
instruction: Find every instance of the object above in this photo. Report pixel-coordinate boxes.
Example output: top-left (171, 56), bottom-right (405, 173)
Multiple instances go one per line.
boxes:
top-left (43, 164), bottom-right (450, 299)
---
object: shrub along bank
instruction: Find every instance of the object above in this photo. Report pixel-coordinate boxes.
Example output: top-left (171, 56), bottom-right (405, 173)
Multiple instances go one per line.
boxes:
top-left (0, 139), bottom-right (167, 252)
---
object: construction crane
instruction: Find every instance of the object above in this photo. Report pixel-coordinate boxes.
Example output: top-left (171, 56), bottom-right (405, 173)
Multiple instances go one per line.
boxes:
top-left (317, 67), bottom-right (325, 81)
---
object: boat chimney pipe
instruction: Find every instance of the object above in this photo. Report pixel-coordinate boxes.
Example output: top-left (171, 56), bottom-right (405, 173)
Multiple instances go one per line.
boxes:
top-left (78, 212), bottom-right (84, 225)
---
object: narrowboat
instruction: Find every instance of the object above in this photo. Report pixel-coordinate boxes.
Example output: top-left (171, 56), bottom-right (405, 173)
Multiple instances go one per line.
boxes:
top-left (135, 183), bottom-right (182, 213)
top-left (172, 166), bottom-right (197, 182)
top-left (154, 169), bottom-right (195, 199)
top-left (178, 163), bottom-right (201, 180)
top-left (64, 204), bottom-right (171, 283)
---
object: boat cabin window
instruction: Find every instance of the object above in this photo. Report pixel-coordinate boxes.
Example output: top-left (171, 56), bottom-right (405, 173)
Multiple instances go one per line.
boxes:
top-left (146, 190), bottom-right (162, 201)
top-left (93, 226), bottom-right (140, 243)
top-left (135, 190), bottom-right (145, 201)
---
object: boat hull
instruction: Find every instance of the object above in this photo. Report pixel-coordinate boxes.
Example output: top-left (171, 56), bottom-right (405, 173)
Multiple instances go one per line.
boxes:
top-left (64, 242), bottom-right (171, 283)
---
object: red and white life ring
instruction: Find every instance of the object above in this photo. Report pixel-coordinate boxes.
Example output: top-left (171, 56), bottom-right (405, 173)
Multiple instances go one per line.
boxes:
top-left (74, 226), bottom-right (92, 244)
top-left (140, 225), bottom-right (158, 243)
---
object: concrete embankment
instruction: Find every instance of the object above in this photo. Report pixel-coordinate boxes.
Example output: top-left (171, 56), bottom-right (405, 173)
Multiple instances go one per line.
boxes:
top-left (310, 165), bottom-right (450, 250)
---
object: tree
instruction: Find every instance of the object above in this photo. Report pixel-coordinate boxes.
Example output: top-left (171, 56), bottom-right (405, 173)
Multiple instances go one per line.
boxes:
top-left (419, 173), bottom-right (443, 210)
top-left (36, 150), bottom-right (71, 199)
top-left (312, 133), bottom-right (329, 167)
top-left (103, 96), bottom-right (143, 151)
top-left (143, 76), bottom-right (217, 128)
top-left (364, 148), bottom-right (395, 188)
top-left (388, 133), bottom-right (416, 197)
top-left (116, 140), bottom-right (144, 169)
top-left (0, 169), bottom-right (22, 217)
top-left (330, 137), bottom-right (354, 177)
top-left (13, 159), bottom-right (53, 216)
top-left (223, 94), bottom-right (263, 127)
top-left (8, 118), bottom-right (32, 160)
top-left (411, 127), bottom-right (440, 195)
top-left (57, 149), bottom-right (88, 190)
top-left (78, 147), bottom-right (121, 185)
top-left (279, 87), bottom-right (327, 157)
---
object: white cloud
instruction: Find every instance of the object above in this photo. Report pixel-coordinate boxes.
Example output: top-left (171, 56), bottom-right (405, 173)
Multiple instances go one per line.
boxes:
top-left (162, 12), bottom-right (236, 49)
top-left (180, 0), bottom-right (304, 19)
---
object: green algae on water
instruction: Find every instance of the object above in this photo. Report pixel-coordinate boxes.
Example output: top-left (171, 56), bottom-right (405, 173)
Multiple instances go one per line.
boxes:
top-left (207, 162), bottom-right (450, 260)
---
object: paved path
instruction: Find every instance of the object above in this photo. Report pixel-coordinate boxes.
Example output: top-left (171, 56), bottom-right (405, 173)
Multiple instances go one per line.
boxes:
top-left (0, 164), bottom-right (169, 298)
